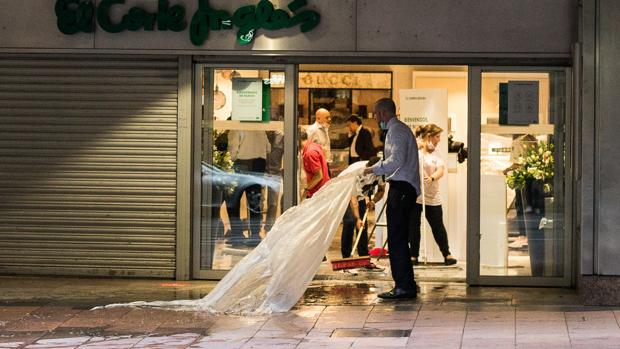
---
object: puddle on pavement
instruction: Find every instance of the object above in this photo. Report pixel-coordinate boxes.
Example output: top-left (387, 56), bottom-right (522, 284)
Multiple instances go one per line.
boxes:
top-left (332, 329), bottom-right (412, 337)
top-left (300, 283), bottom-right (378, 305)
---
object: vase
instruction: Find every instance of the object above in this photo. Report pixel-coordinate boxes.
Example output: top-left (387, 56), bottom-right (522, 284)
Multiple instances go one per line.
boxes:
top-left (520, 179), bottom-right (546, 276)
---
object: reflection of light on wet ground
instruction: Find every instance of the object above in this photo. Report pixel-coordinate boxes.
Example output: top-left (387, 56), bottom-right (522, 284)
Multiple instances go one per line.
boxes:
top-left (302, 283), bottom-right (377, 305)
top-left (0, 277), bottom-right (594, 349)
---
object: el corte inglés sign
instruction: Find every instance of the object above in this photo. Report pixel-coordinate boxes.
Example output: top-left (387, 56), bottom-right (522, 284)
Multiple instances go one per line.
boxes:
top-left (55, 0), bottom-right (321, 46)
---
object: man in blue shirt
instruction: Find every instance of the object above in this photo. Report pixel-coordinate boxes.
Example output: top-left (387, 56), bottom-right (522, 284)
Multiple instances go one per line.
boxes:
top-left (364, 98), bottom-right (420, 299)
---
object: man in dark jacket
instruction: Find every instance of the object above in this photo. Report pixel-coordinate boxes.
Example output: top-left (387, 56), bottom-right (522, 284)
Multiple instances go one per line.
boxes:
top-left (340, 115), bottom-right (379, 266)
top-left (347, 114), bottom-right (377, 164)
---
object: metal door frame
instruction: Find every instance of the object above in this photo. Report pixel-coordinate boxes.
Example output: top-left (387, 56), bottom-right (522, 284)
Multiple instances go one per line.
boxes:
top-left (466, 66), bottom-right (574, 287)
top-left (191, 63), bottom-right (298, 279)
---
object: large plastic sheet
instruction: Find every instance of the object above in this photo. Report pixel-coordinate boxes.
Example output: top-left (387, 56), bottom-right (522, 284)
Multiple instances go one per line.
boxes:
top-left (100, 162), bottom-right (368, 314)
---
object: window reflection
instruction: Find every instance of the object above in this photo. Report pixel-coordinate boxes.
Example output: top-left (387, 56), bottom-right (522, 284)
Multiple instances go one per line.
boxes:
top-left (479, 72), bottom-right (564, 278)
top-left (201, 69), bottom-right (285, 271)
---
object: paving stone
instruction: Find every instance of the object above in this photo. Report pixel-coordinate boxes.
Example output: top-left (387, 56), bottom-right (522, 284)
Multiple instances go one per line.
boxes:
top-left (0, 332), bottom-right (46, 349)
top-left (132, 333), bottom-right (201, 349)
top-left (239, 337), bottom-right (300, 348)
top-left (24, 336), bottom-right (91, 349)
top-left (77, 335), bottom-right (146, 348)
top-left (189, 338), bottom-right (248, 349)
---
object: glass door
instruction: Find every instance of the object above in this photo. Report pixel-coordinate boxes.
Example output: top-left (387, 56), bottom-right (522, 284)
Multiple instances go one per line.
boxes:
top-left (193, 64), bottom-right (297, 279)
top-left (467, 67), bottom-right (573, 286)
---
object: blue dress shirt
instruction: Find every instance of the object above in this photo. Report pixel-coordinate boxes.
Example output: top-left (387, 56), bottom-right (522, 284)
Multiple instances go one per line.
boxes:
top-left (371, 117), bottom-right (421, 195)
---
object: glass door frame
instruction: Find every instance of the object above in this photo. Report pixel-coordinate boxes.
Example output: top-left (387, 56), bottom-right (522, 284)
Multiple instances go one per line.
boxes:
top-left (191, 63), bottom-right (298, 279)
top-left (466, 66), bottom-right (574, 287)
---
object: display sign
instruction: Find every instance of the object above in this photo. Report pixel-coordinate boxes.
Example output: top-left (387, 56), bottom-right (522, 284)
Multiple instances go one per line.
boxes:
top-left (54, 0), bottom-right (321, 46)
top-left (297, 72), bottom-right (392, 89)
top-left (399, 88), bottom-right (449, 263)
top-left (232, 78), bottom-right (263, 122)
top-left (499, 80), bottom-right (539, 125)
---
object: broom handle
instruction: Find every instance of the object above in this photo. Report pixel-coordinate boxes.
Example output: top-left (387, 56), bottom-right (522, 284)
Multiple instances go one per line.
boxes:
top-left (420, 152), bottom-right (427, 265)
top-left (350, 205), bottom-right (370, 257)
top-left (376, 235), bottom-right (389, 262)
top-left (376, 154), bottom-right (427, 264)
top-left (366, 193), bottom-right (387, 243)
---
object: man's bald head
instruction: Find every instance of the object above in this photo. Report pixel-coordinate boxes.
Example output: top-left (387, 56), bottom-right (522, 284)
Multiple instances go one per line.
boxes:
top-left (315, 108), bottom-right (331, 126)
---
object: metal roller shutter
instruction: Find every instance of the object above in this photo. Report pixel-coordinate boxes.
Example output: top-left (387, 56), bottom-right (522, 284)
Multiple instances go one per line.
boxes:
top-left (0, 56), bottom-right (178, 278)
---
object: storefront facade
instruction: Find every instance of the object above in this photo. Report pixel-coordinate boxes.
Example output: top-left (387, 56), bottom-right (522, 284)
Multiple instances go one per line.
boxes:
top-left (0, 0), bottom-right (616, 303)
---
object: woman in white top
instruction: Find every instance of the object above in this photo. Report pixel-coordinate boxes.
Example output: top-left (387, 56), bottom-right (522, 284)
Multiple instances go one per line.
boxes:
top-left (409, 124), bottom-right (457, 266)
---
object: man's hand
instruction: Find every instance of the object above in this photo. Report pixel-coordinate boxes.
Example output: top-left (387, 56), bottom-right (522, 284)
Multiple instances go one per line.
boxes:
top-left (367, 156), bottom-right (381, 167)
top-left (424, 176), bottom-right (433, 185)
top-left (367, 200), bottom-right (376, 211)
top-left (363, 167), bottom-right (374, 175)
top-left (355, 218), bottom-right (364, 231)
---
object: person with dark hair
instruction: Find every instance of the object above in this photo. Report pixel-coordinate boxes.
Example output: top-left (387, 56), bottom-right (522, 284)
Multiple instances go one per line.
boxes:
top-left (340, 114), bottom-right (379, 266)
top-left (410, 124), bottom-right (457, 266)
top-left (364, 98), bottom-right (420, 299)
top-left (346, 114), bottom-right (377, 164)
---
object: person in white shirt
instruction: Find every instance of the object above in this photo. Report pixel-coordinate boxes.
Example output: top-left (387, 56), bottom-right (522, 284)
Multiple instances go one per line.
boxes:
top-left (306, 108), bottom-right (332, 166)
top-left (409, 124), bottom-right (457, 266)
top-left (225, 130), bottom-right (271, 247)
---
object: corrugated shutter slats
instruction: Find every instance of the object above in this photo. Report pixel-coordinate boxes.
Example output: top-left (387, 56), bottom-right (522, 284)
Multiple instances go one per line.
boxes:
top-left (0, 56), bottom-right (178, 278)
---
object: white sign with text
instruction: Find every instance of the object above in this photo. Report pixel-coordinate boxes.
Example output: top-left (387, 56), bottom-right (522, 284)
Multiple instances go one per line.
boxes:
top-left (400, 89), bottom-right (449, 263)
top-left (231, 78), bottom-right (263, 122)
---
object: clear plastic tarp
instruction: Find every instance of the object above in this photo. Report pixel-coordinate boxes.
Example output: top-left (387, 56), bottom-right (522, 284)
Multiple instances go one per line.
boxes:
top-left (100, 162), bottom-right (369, 314)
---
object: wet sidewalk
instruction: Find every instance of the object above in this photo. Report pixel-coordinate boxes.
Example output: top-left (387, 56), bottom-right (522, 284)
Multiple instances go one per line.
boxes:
top-left (1, 276), bottom-right (620, 348)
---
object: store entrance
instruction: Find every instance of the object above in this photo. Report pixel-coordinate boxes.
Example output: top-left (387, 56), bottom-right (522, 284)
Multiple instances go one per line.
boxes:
top-left (193, 63), bottom-right (572, 285)
top-left (300, 65), bottom-right (469, 283)
top-left (193, 63), bottom-right (470, 282)
top-left (467, 67), bottom-right (573, 287)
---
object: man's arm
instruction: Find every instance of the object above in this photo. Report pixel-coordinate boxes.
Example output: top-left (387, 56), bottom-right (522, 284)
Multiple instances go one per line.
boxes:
top-left (367, 183), bottom-right (385, 210)
top-left (371, 129), bottom-right (406, 176)
top-left (349, 196), bottom-right (363, 230)
top-left (306, 168), bottom-right (323, 191)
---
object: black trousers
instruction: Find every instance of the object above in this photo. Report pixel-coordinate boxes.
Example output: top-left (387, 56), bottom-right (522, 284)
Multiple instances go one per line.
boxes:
top-left (226, 158), bottom-right (266, 237)
top-left (409, 203), bottom-right (452, 258)
top-left (341, 199), bottom-right (369, 258)
top-left (386, 180), bottom-right (417, 291)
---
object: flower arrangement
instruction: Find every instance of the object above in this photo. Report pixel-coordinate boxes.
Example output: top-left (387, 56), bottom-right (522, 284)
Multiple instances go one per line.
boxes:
top-left (506, 140), bottom-right (554, 193)
top-left (213, 130), bottom-right (233, 171)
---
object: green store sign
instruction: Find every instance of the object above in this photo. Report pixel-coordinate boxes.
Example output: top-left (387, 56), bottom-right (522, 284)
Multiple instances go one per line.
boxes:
top-left (55, 0), bottom-right (321, 46)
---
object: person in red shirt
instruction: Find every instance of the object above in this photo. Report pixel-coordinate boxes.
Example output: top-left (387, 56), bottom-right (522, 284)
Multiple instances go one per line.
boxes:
top-left (300, 131), bottom-right (330, 198)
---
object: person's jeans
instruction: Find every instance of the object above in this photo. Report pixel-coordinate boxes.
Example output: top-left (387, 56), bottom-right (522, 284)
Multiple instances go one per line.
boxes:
top-left (386, 181), bottom-right (417, 291)
top-left (341, 199), bottom-right (369, 258)
top-left (409, 203), bottom-right (452, 258)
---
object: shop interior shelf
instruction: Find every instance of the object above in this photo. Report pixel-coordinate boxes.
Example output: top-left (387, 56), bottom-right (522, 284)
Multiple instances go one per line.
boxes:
top-left (481, 124), bottom-right (555, 135)
top-left (211, 120), bottom-right (284, 132)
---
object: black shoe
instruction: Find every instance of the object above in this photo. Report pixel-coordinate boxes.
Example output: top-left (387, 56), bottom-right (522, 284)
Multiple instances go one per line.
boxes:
top-left (243, 236), bottom-right (261, 247)
top-left (225, 234), bottom-right (246, 247)
top-left (444, 257), bottom-right (457, 266)
top-left (378, 288), bottom-right (417, 299)
top-left (363, 262), bottom-right (384, 271)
